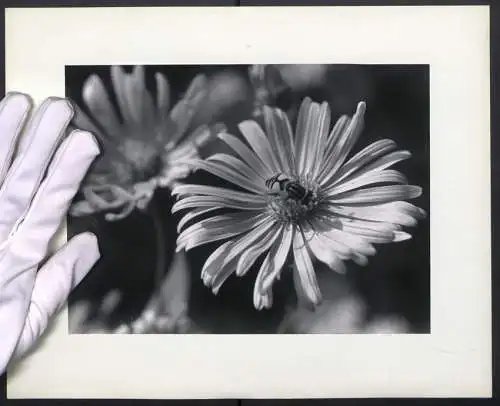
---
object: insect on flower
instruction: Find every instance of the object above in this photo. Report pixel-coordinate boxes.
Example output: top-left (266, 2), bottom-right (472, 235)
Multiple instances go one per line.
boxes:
top-left (265, 173), bottom-right (319, 248)
top-left (265, 173), bottom-right (314, 206)
top-left (172, 97), bottom-right (427, 310)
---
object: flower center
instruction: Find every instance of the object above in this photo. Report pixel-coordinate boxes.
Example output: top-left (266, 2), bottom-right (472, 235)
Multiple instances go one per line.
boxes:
top-left (266, 175), bottom-right (319, 224)
top-left (119, 138), bottom-right (163, 183)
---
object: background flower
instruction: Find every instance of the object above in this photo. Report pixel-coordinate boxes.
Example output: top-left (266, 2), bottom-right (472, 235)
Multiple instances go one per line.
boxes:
top-left (70, 65), bottom-right (239, 221)
top-left (67, 65), bottom-right (247, 332)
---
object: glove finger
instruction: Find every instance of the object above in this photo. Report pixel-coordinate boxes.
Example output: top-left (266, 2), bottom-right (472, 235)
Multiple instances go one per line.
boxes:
top-left (0, 92), bottom-right (32, 186)
top-left (2, 129), bottom-right (99, 278)
top-left (13, 232), bottom-right (100, 359)
top-left (0, 98), bottom-right (74, 242)
top-left (0, 109), bottom-right (97, 374)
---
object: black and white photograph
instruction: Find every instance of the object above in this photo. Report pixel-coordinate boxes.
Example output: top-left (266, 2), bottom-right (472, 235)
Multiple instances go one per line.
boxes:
top-left (66, 64), bottom-right (430, 335)
top-left (5, 4), bottom-right (491, 399)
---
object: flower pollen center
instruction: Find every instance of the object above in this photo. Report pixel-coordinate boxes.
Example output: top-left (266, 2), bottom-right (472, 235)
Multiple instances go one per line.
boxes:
top-left (120, 138), bottom-right (163, 183)
top-left (266, 175), bottom-right (319, 224)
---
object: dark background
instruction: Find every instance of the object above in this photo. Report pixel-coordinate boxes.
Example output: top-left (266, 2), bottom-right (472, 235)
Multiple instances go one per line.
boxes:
top-left (65, 64), bottom-right (430, 334)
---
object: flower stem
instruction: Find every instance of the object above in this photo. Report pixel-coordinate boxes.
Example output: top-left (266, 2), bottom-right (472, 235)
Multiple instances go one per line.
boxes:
top-left (149, 199), bottom-right (167, 295)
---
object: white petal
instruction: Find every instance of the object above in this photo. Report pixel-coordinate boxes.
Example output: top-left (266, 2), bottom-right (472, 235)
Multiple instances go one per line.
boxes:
top-left (110, 66), bottom-right (134, 125)
top-left (259, 226), bottom-right (294, 292)
top-left (210, 254), bottom-right (241, 295)
top-left (298, 101), bottom-right (321, 176)
top-left (253, 254), bottom-right (276, 310)
top-left (207, 153), bottom-right (265, 187)
top-left (263, 106), bottom-right (296, 175)
top-left (192, 159), bottom-right (265, 194)
top-left (121, 68), bottom-right (145, 126)
top-left (235, 224), bottom-right (282, 277)
top-left (326, 169), bottom-right (408, 196)
top-left (293, 232), bottom-right (322, 306)
top-left (82, 75), bottom-right (123, 139)
top-left (315, 114), bottom-right (351, 183)
top-left (71, 103), bottom-right (101, 136)
top-left (340, 220), bottom-right (400, 244)
top-left (155, 72), bottom-right (171, 114)
top-left (307, 233), bottom-right (347, 274)
top-left (254, 289), bottom-right (273, 311)
top-left (218, 132), bottom-right (273, 178)
top-left (330, 150), bottom-right (412, 188)
top-left (326, 202), bottom-right (426, 227)
top-left (294, 98), bottom-right (317, 175)
top-left (324, 229), bottom-right (376, 257)
top-left (176, 207), bottom-right (221, 233)
top-left (317, 102), bottom-right (366, 181)
top-left (262, 106), bottom-right (288, 173)
top-left (351, 252), bottom-right (369, 266)
top-left (238, 120), bottom-right (280, 174)
top-left (293, 98), bottom-right (312, 170)
top-left (321, 115), bottom-right (351, 160)
top-left (184, 73), bottom-right (208, 100)
top-left (327, 185), bottom-right (422, 205)
top-left (131, 66), bottom-right (155, 129)
top-left (306, 102), bottom-right (331, 179)
top-left (393, 231), bottom-right (413, 242)
top-left (177, 212), bottom-right (268, 251)
top-left (173, 184), bottom-right (265, 201)
top-left (172, 195), bottom-right (266, 213)
top-left (221, 219), bottom-right (278, 267)
top-left (178, 211), bottom-right (259, 242)
top-left (322, 138), bottom-right (397, 186)
top-left (307, 218), bottom-right (353, 259)
top-left (201, 241), bottom-right (233, 282)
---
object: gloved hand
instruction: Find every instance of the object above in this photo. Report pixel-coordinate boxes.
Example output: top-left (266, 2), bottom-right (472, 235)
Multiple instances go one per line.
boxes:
top-left (0, 93), bottom-right (101, 375)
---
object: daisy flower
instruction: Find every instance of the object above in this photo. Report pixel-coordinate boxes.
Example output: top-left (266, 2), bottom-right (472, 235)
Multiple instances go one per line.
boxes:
top-left (70, 65), bottom-right (223, 221)
top-left (172, 98), bottom-right (426, 310)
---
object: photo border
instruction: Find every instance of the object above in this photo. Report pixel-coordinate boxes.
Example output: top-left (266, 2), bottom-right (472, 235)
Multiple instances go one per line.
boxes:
top-left (0, 1), bottom-right (496, 404)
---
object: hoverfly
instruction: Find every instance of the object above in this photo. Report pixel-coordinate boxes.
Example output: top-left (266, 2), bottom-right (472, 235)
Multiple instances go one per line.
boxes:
top-left (265, 173), bottom-right (314, 206)
top-left (265, 173), bottom-right (317, 249)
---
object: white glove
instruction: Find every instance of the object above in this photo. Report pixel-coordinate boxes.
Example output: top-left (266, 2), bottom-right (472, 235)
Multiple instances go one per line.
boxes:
top-left (0, 93), bottom-right (101, 375)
